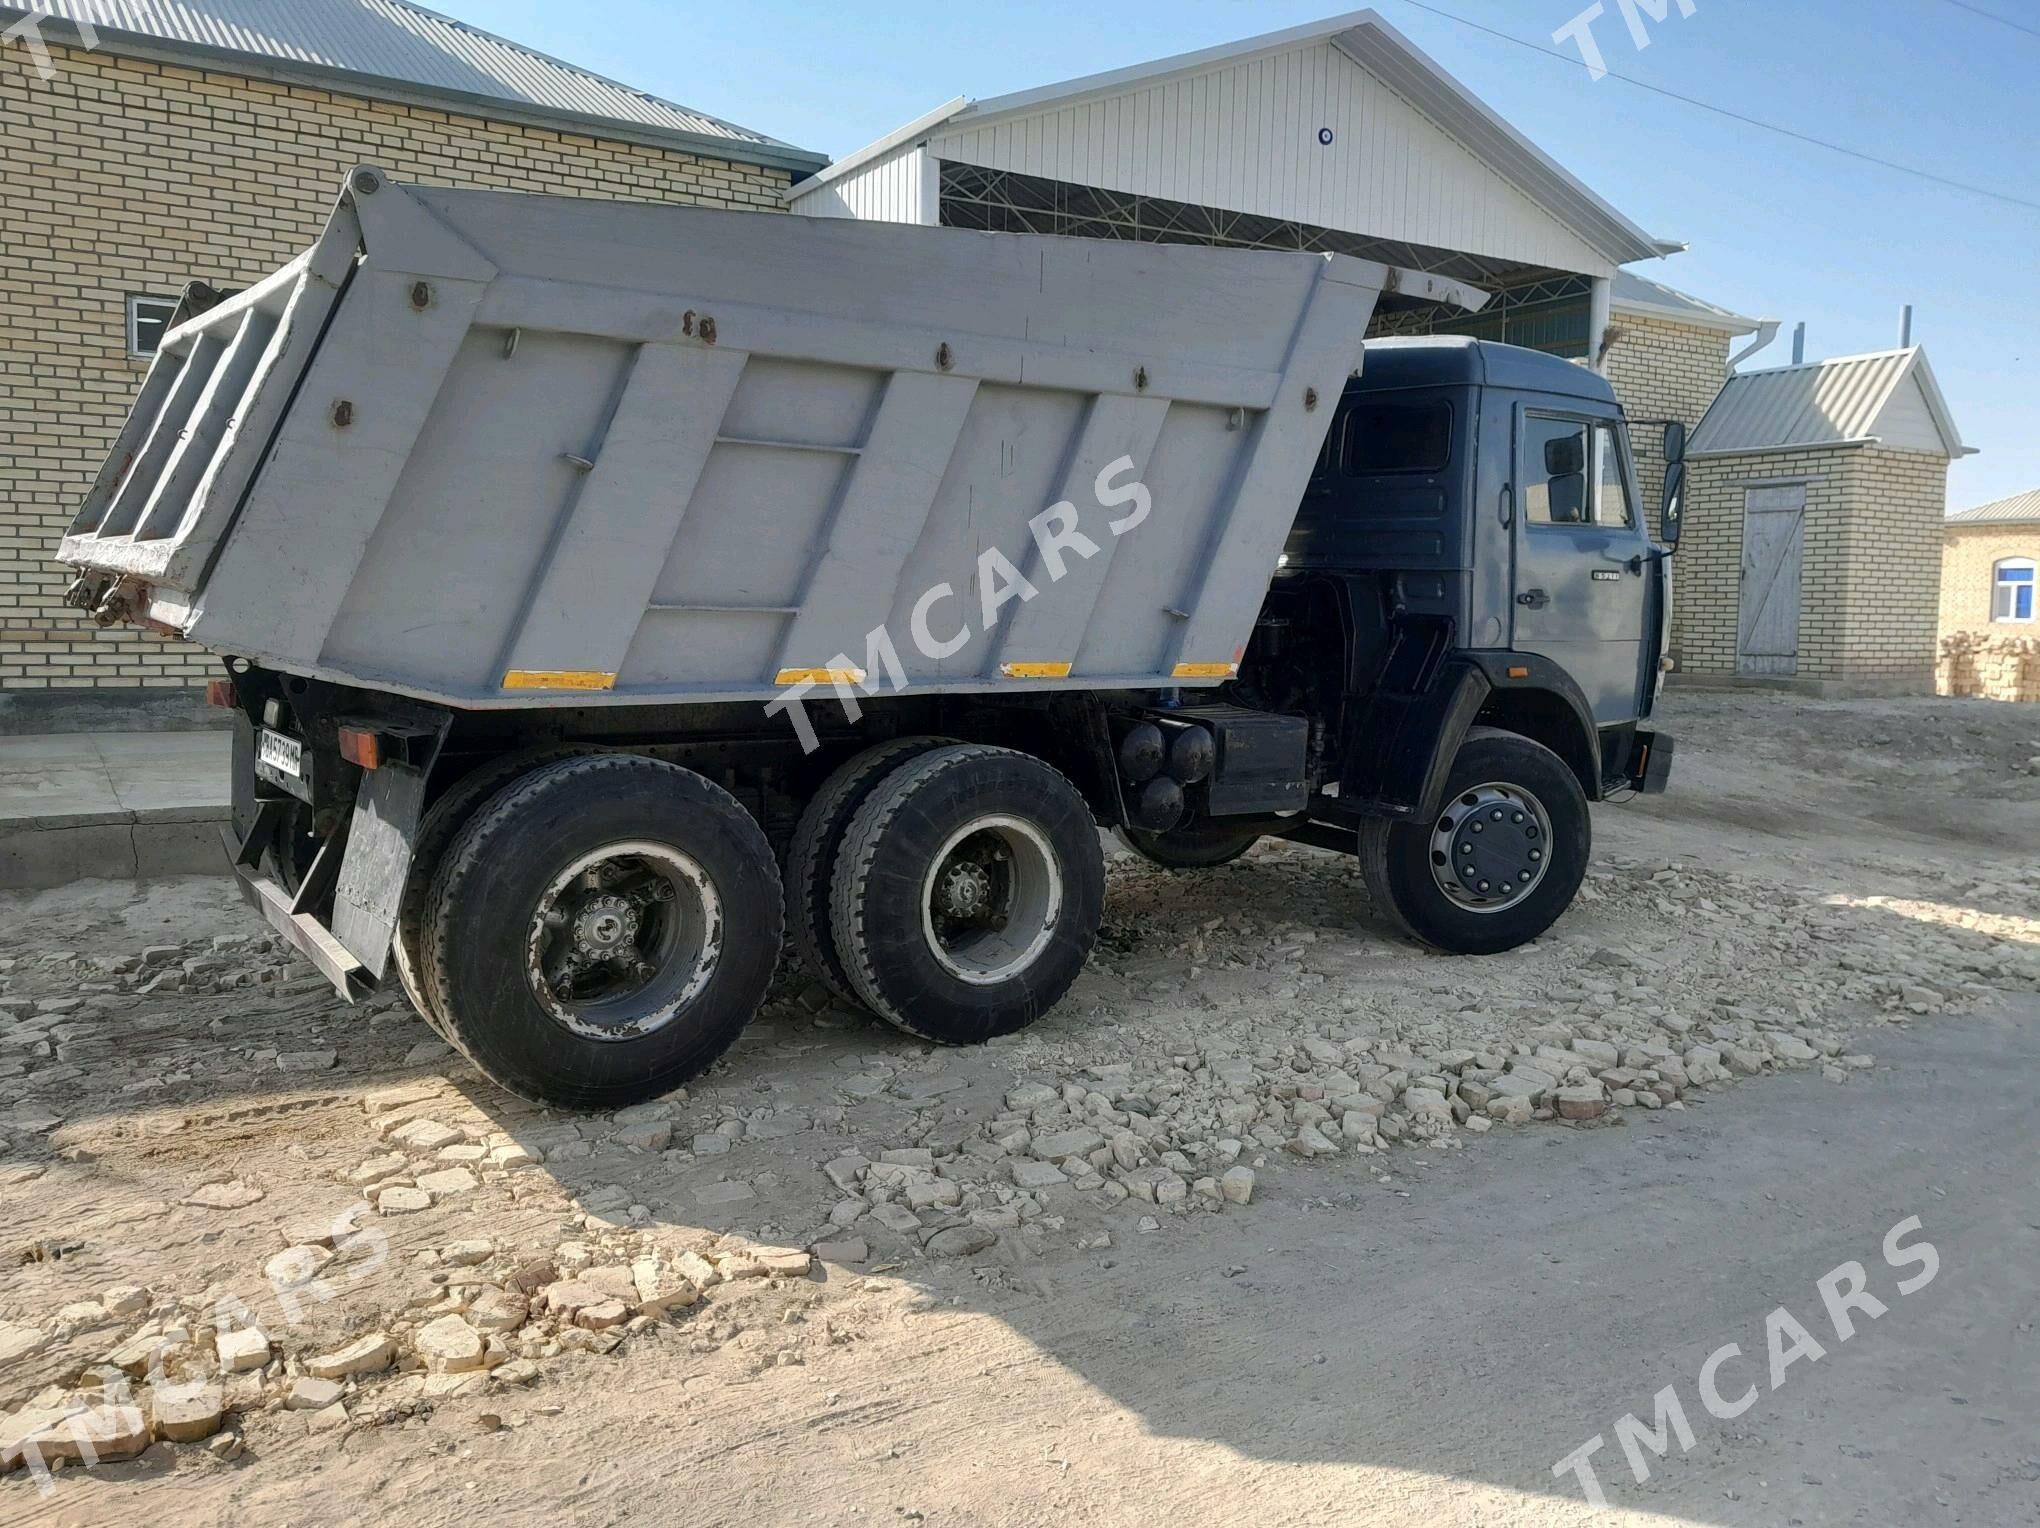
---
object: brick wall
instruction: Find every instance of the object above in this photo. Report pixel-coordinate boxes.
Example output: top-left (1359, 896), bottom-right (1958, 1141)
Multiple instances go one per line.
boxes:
top-left (1, 41), bottom-right (792, 691)
top-left (1674, 445), bottom-right (1948, 684)
top-left (1603, 312), bottom-right (1732, 533)
top-left (1938, 525), bottom-right (2040, 636)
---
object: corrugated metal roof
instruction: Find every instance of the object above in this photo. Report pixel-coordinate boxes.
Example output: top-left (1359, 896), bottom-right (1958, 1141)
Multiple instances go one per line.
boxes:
top-left (9, 0), bottom-right (825, 171)
top-left (1688, 347), bottom-right (1971, 459)
top-left (1948, 488), bottom-right (2040, 525)
top-left (1610, 270), bottom-right (1762, 335)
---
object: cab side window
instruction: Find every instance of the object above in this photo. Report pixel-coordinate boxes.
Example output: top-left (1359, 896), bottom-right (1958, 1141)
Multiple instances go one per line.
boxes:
top-left (1523, 416), bottom-right (1590, 526)
top-left (1343, 399), bottom-right (1452, 476)
top-left (1593, 422), bottom-right (1635, 528)
top-left (1524, 415), bottom-right (1634, 529)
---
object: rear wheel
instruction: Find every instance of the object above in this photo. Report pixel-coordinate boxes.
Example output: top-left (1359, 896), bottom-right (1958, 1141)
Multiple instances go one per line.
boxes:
top-left (424, 754), bottom-right (781, 1109)
top-left (785, 736), bottom-right (953, 1006)
top-left (394, 746), bottom-right (592, 1040)
top-left (1115, 822), bottom-right (1262, 869)
top-left (829, 745), bottom-right (1104, 1045)
top-left (1359, 726), bottom-right (1589, 954)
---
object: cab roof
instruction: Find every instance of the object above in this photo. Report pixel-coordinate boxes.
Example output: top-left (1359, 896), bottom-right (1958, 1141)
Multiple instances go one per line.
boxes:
top-left (1355, 336), bottom-right (1617, 404)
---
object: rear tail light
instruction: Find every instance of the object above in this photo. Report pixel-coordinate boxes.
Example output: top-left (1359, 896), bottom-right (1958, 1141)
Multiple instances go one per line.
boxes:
top-left (337, 726), bottom-right (384, 770)
top-left (205, 678), bottom-right (237, 709)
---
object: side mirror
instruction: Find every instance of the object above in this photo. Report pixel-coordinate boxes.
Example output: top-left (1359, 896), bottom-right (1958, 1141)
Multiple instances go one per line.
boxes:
top-left (1549, 472), bottom-right (1588, 524)
top-left (1544, 436), bottom-right (1585, 476)
top-left (1660, 460), bottom-right (1685, 546)
top-left (1663, 421), bottom-right (1687, 466)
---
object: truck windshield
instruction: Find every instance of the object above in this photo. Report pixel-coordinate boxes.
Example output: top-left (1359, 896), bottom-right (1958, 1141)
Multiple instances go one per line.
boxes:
top-left (1343, 399), bottom-right (1451, 475)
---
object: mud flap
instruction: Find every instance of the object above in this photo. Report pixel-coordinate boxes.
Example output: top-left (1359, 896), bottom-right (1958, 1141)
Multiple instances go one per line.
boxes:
top-left (329, 721), bottom-right (449, 979)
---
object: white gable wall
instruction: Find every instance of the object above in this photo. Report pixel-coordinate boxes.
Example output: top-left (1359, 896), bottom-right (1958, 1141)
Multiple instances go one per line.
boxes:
top-left (792, 142), bottom-right (936, 224)
top-left (1875, 374), bottom-right (1953, 454)
top-left (923, 41), bottom-right (1615, 278)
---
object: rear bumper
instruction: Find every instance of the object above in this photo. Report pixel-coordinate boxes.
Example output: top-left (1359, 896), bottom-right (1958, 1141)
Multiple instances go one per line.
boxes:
top-left (1628, 730), bottom-right (1675, 794)
top-left (223, 827), bottom-right (374, 1001)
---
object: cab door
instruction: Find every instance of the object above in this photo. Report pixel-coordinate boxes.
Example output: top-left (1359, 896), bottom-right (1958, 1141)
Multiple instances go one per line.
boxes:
top-left (1510, 409), bottom-right (1651, 724)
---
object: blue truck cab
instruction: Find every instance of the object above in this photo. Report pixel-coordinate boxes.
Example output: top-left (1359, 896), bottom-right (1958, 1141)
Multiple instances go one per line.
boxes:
top-left (1142, 336), bottom-right (1679, 953)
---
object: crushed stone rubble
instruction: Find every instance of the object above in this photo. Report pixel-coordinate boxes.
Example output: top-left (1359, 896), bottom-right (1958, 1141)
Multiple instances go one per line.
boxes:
top-left (0, 844), bottom-right (2035, 1478)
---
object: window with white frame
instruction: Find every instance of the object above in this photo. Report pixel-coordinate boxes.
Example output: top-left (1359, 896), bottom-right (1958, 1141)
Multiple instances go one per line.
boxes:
top-left (126, 295), bottom-right (180, 358)
top-left (1994, 558), bottom-right (2036, 623)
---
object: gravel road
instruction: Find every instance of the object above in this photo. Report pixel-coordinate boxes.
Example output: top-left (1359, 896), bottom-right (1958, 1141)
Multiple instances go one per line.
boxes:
top-left (1, 688), bottom-right (2035, 1525)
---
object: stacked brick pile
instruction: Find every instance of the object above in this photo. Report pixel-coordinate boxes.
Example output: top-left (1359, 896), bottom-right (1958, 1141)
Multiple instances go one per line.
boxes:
top-left (1938, 632), bottom-right (2040, 702)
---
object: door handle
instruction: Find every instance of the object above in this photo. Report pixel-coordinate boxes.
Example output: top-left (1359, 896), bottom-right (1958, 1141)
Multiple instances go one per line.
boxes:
top-left (1517, 588), bottom-right (1550, 609)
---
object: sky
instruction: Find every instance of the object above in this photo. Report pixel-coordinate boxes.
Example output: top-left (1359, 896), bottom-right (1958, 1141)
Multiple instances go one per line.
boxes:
top-left (451, 0), bottom-right (2038, 509)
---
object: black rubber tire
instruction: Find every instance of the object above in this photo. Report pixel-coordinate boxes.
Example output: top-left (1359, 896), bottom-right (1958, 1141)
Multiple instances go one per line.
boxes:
top-left (424, 754), bottom-right (782, 1109)
top-left (785, 736), bottom-right (953, 1007)
top-left (393, 745), bottom-right (593, 1039)
top-left (1114, 822), bottom-right (1262, 869)
top-left (1358, 726), bottom-right (1590, 955)
top-left (829, 745), bottom-right (1104, 1044)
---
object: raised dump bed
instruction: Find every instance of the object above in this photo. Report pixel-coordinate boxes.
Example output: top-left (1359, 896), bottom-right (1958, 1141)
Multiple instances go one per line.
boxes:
top-left (60, 166), bottom-right (1478, 708)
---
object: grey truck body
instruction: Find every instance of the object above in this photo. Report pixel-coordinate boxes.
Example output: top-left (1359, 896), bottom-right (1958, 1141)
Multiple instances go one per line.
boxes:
top-left (51, 168), bottom-right (1674, 1060)
top-left (60, 167), bottom-right (1480, 707)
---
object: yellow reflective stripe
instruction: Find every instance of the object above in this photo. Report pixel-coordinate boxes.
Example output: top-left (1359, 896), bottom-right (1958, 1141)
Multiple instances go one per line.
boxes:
top-left (774, 667), bottom-right (866, 686)
top-left (1171, 662), bottom-right (1236, 679)
top-left (502, 669), bottom-right (616, 691)
top-left (999, 661), bottom-right (1072, 679)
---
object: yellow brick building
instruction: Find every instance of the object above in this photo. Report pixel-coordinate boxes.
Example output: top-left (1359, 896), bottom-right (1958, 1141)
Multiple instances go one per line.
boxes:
top-left (1937, 491), bottom-right (2040, 702)
top-left (0, 2), bottom-right (823, 715)
top-left (1601, 275), bottom-right (1772, 536)
top-left (1940, 491), bottom-right (2040, 636)
top-left (1673, 348), bottom-right (1970, 692)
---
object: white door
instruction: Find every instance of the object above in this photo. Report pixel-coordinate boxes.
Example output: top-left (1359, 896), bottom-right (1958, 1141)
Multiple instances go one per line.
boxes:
top-left (1737, 484), bottom-right (1805, 676)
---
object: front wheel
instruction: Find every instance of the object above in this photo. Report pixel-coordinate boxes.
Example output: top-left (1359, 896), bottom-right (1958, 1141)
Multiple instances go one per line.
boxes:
top-left (1359, 727), bottom-right (1589, 955)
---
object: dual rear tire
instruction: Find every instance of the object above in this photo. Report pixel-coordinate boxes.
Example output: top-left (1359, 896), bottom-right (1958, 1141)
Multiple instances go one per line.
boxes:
top-left (821, 745), bottom-right (1105, 1044)
top-left (399, 743), bottom-right (1102, 1107)
top-left (416, 755), bottom-right (782, 1109)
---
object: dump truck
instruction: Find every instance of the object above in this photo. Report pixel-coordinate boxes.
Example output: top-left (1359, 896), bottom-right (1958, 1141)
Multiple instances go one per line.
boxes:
top-left (56, 168), bottom-right (1679, 1108)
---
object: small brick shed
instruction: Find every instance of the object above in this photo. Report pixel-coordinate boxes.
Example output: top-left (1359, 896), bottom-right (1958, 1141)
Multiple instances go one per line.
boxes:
top-left (1669, 347), bottom-right (1971, 693)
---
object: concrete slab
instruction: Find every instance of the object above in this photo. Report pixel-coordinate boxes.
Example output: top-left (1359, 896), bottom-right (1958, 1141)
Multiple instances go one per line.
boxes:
top-left (0, 731), bottom-right (231, 889)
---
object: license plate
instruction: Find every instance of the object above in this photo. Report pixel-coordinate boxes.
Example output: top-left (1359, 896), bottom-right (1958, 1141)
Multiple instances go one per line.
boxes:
top-left (258, 728), bottom-right (304, 780)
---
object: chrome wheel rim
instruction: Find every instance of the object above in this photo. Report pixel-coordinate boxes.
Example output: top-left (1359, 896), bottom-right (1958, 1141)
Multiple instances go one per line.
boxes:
top-left (919, 814), bottom-right (1062, 985)
top-left (525, 841), bottom-right (721, 1040)
top-left (1428, 783), bottom-right (1553, 915)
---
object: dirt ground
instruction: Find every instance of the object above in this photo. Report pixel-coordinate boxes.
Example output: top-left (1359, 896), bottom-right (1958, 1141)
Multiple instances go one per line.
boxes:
top-left (1, 688), bottom-right (2036, 1526)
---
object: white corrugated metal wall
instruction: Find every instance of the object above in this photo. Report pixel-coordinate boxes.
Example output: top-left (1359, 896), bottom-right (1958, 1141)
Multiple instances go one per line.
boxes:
top-left (793, 144), bottom-right (935, 223)
top-left (911, 41), bottom-right (1612, 277)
